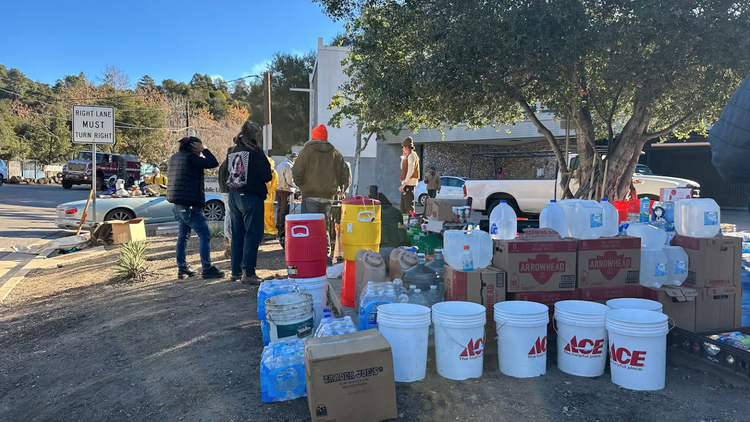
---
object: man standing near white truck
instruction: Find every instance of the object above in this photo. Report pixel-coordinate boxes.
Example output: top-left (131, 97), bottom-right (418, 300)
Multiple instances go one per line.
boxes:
top-left (399, 137), bottom-right (420, 215)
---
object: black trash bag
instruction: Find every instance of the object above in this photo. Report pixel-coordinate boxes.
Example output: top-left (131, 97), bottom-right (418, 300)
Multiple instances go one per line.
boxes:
top-left (709, 74), bottom-right (750, 183)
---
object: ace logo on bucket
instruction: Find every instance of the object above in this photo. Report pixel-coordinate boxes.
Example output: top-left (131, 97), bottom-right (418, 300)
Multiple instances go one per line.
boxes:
top-left (588, 251), bottom-right (632, 281)
top-left (528, 336), bottom-right (547, 358)
top-left (610, 343), bottom-right (647, 370)
top-left (459, 338), bottom-right (485, 360)
top-left (563, 336), bottom-right (605, 357)
top-left (519, 255), bottom-right (565, 284)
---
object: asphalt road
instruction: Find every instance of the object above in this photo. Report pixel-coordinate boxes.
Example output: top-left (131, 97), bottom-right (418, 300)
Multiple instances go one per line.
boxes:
top-left (0, 184), bottom-right (90, 252)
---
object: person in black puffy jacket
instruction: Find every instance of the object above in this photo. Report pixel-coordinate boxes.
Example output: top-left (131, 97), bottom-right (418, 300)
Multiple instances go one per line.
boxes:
top-left (167, 136), bottom-right (224, 280)
top-left (224, 121), bottom-right (273, 284)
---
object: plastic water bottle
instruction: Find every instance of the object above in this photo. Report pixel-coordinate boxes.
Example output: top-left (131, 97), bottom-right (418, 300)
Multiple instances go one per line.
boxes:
top-left (410, 289), bottom-right (430, 307)
top-left (260, 340), bottom-right (306, 403)
top-left (639, 198), bottom-right (651, 223)
top-left (489, 200), bottom-right (517, 240)
top-left (600, 198), bottom-right (619, 237)
top-left (426, 285), bottom-right (442, 306)
top-left (640, 248), bottom-right (669, 288)
top-left (627, 222), bottom-right (667, 250)
top-left (540, 200), bottom-right (569, 237)
top-left (662, 245), bottom-right (689, 286)
top-left (462, 245), bottom-right (474, 271)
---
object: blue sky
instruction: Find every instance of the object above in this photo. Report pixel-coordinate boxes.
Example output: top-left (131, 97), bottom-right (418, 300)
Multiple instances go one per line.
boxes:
top-left (3, 0), bottom-right (343, 85)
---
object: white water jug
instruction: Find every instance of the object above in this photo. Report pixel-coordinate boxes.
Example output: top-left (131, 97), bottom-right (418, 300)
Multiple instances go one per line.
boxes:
top-left (640, 248), bottom-right (669, 288)
top-left (676, 199), bottom-right (720, 238)
top-left (443, 230), bottom-right (493, 269)
top-left (558, 199), bottom-right (581, 237)
top-left (540, 200), bottom-right (569, 238)
top-left (627, 223), bottom-right (667, 250)
top-left (662, 245), bottom-right (689, 286)
top-left (573, 200), bottom-right (604, 239)
top-left (600, 198), bottom-right (619, 237)
top-left (489, 200), bottom-right (517, 240)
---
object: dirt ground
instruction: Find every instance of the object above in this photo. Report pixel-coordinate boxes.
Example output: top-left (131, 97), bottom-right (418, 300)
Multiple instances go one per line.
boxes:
top-left (2, 236), bottom-right (750, 422)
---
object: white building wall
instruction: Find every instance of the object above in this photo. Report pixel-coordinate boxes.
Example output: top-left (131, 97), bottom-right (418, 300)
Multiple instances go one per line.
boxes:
top-left (312, 38), bottom-right (376, 159)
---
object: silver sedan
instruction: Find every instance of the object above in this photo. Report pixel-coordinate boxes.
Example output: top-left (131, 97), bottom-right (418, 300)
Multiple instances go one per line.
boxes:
top-left (55, 194), bottom-right (225, 230)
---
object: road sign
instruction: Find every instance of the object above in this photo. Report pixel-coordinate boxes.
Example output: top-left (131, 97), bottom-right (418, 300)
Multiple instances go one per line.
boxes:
top-left (72, 105), bottom-right (115, 145)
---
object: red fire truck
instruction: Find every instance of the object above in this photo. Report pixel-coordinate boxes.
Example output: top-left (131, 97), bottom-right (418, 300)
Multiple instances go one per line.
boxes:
top-left (62, 151), bottom-right (141, 190)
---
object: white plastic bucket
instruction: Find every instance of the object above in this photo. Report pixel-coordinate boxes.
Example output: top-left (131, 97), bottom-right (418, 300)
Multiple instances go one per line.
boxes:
top-left (265, 292), bottom-right (315, 342)
top-left (606, 309), bottom-right (669, 390)
top-left (294, 275), bottom-right (327, 328)
top-left (606, 298), bottom-right (663, 313)
top-left (494, 301), bottom-right (549, 378)
top-left (377, 303), bottom-right (431, 383)
top-left (554, 300), bottom-right (610, 377)
top-left (432, 301), bottom-right (487, 380)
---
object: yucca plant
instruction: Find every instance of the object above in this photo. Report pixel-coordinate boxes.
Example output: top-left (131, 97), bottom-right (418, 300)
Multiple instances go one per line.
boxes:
top-left (114, 240), bottom-right (149, 282)
top-left (209, 224), bottom-right (225, 238)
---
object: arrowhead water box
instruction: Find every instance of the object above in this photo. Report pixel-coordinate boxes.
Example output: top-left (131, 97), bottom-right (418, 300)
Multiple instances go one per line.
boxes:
top-left (577, 236), bottom-right (641, 288)
top-left (493, 229), bottom-right (577, 293)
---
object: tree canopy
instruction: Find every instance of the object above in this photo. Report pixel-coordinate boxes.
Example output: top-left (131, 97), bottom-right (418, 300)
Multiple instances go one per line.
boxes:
top-left (316, 0), bottom-right (750, 199)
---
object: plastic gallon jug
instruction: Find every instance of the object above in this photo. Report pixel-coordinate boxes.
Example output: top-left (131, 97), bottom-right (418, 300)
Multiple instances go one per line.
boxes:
top-left (627, 223), bottom-right (667, 250)
top-left (640, 248), bottom-right (669, 288)
top-left (676, 198), bottom-right (720, 237)
top-left (662, 245), bottom-right (689, 286)
top-left (600, 199), bottom-right (619, 237)
top-left (354, 249), bottom-right (387, 308)
top-left (540, 200), bottom-right (568, 238)
top-left (573, 200), bottom-right (604, 239)
top-left (389, 248), bottom-right (418, 281)
top-left (425, 248), bottom-right (446, 291)
top-left (489, 200), bottom-right (517, 240)
top-left (402, 253), bottom-right (440, 292)
top-left (443, 230), bottom-right (492, 269)
top-left (558, 199), bottom-right (581, 237)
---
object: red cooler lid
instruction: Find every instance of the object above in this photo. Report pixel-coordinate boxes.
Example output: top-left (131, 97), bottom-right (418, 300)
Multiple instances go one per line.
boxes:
top-left (286, 213), bottom-right (325, 221)
top-left (342, 195), bottom-right (380, 206)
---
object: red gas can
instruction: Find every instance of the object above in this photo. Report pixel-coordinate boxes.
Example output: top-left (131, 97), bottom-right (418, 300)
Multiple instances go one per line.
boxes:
top-left (341, 259), bottom-right (357, 307)
top-left (285, 214), bottom-right (328, 278)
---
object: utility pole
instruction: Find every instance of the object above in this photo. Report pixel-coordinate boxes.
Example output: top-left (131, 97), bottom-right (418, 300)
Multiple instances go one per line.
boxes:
top-left (262, 71), bottom-right (272, 154)
top-left (185, 101), bottom-right (190, 137)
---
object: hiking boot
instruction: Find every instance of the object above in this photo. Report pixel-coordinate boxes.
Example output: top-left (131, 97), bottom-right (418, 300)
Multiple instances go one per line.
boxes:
top-left (202, 266), bottom-right (225, 280)
top-left (230, 273), bottom-right (242, 282)
top-left (178, 266), bottom-right (198, 279)
top-left (241, 273), bottom-right (262, 285)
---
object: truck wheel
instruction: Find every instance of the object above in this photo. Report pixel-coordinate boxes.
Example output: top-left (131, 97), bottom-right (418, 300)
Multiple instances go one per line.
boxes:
top-left (62, 180), bottom-right (73, 189)
top-left (96, 177), bottom-right (105, 191)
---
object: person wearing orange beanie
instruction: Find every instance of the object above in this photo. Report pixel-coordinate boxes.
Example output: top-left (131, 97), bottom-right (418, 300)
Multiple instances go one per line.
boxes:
top-left (293, 124), bottom-right (350, 255)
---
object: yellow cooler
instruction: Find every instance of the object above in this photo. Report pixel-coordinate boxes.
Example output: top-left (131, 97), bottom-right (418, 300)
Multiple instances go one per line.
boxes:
top-left (340, 196), bottom-right (381, 260)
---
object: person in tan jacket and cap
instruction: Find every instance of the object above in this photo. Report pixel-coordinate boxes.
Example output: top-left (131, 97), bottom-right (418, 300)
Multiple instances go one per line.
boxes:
top-left (399, 136), bottom-right (420, 214)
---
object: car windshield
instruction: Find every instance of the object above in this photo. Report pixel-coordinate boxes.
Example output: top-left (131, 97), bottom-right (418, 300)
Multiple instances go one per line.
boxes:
top-left (76, 152), bottom-right (104, 163)
top-left (635, 165), bottom-right (655, 175)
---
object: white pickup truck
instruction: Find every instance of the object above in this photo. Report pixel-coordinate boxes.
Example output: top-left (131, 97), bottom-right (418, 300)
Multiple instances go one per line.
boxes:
top-left (464, 155), bottom-right (700, 216)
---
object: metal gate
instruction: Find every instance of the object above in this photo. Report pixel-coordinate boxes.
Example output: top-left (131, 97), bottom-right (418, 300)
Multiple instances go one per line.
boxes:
top-left (21, 160), bottom-right (44, 180)
top-left (645, 146), bottom-right (750, 209)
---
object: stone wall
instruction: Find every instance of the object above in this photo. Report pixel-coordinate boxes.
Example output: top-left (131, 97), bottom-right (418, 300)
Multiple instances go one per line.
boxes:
top-left (421, 141), bottom-right (559, 180)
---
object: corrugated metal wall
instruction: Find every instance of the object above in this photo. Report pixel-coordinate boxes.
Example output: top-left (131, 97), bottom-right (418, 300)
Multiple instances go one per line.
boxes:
top-left (645, 146), bottom-right (749, 209)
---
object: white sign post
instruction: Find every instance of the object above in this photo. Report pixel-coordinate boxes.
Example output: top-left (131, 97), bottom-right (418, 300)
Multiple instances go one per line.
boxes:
top-left (72, 105), bottom-right (115, 223)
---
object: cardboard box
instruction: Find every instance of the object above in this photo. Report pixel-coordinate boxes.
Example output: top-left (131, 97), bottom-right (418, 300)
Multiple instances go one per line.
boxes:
top-left (577, 236), bottom-right (641, 288)
top-left (424, 198), bottom-right (465, 221)
top-left (509, 290), bottom-right (580, 333)
top-left (660, 187), bottom-right (693, 201)
top-left (643, 286), bottom-right (698, 332)
top-left (444, 265), bottom-right (506, 335)
top-left (109, 218), bottom-right (147, 245)
top-left (579, 285), bottom-right (644, 303)
top-left (492, 231), bottom-right (577, 292)
top-left (694, 286), bottom-right (742, 332)
top-left (305, 330), bottom-right (397, 422)
top-left (673, 235), bottom-right (742, 288)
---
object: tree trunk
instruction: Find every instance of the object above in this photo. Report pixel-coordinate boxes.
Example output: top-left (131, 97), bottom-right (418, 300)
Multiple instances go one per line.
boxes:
top-left (351, 124), bottom-right (362, 196)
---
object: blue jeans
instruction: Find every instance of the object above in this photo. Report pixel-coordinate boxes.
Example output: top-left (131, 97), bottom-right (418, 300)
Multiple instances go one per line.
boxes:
top-left (228, 192), bottom-right (264, 276)
top-left (172, 205), bottom-right (213, 271)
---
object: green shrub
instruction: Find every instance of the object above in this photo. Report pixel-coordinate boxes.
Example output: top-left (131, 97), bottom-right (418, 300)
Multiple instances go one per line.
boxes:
top-left (114, 240), bottom-right (149, 282)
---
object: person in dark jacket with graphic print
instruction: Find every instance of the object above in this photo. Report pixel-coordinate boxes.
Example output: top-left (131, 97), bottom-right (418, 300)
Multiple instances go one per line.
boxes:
top-left (167, 136), bottom-right (224, 279)
top-left (225, 121), bottom-right (273, 284)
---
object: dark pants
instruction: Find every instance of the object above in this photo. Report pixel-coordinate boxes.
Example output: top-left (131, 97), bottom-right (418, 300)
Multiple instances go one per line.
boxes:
top-left (427, 189), bottom-right (437, 199)
top-left (400, 185), bottom-right (415, 215)
top-left (302, 197), bottom-right (332, 253)
top-left (228, 192), bottom-right (264, 277)
top-left (173, 205), bottom-right (213, 271)
top-left (276, 190), bottom-right (292, 229)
